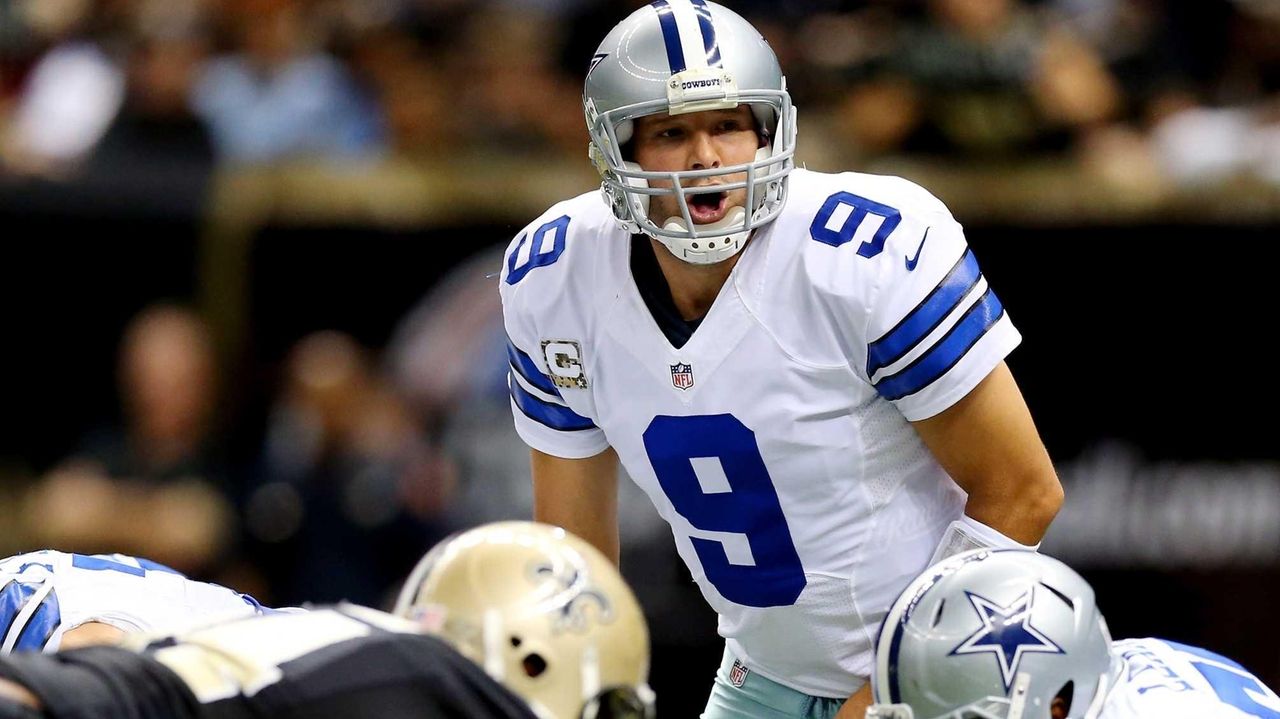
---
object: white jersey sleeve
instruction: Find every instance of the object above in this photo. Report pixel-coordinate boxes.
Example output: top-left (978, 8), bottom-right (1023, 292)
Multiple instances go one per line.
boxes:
top-left (0, 550), bottom-right (274, 653)
top-left (799, 173), bottom-right (1021, 421)
top-left (499, 194), bottom-right (615, 459)
top-left (1104, 638), bottom-right (1280, 718)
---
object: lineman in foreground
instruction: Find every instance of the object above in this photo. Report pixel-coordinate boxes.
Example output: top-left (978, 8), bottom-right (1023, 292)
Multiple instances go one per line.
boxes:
top-left (865, 549), bottom-right (1279, 719)
top-left (0, 522), bottom-right (654, 719)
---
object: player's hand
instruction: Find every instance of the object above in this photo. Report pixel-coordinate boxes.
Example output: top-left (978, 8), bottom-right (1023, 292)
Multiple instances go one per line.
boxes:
top-left (835, 683), bottom-right (873, 719)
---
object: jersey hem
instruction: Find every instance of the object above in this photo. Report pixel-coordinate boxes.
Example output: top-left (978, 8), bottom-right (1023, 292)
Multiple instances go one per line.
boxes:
top-left (512, 410), bottom-right (610, 459)
top-left (724, 641), bottom-right (865, 699)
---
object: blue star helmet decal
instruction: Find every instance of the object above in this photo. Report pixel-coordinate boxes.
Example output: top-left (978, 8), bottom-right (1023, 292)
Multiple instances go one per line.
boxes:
top-left (949, 586), bottom-right (1065, 691)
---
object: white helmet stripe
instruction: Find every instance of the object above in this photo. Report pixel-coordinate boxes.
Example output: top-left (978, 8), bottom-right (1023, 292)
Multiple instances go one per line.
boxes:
top-left (690, 0), bottom-right (723, 67)
top-left (651, 0), bottom-right (718, 72)
top-left (668, 0), bottom-right (712, 70)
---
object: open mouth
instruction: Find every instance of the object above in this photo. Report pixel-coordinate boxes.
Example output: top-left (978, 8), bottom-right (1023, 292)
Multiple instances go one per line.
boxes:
top-left (686, 190), bottom-right (727, 223)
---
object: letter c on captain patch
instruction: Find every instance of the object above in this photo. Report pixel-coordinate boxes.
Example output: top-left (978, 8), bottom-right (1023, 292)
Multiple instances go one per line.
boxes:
top-left (541, 340), bottom-right (589, 390)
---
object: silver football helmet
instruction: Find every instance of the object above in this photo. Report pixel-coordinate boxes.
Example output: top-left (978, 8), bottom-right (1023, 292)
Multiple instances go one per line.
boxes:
top-left (867, 550), bottom-right (1122, 719)
top-left (584, 0), bottom-right (796, 265)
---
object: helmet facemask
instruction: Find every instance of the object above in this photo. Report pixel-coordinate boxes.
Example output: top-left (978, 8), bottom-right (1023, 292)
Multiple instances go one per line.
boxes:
top-left (586, 74), bottom-right (796, 266)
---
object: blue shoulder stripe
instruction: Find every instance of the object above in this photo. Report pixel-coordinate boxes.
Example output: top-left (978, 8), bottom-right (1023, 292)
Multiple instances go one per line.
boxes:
top-left (14, 588), bottom-right (60, 652)
top-left (867, 249), bottom-right (982, 378)
top-left (0, 580), bottom-right (38, 646)
top-left (874, 287), bottom-right (1005, 401)
top-left (509, 373), bottom-right (596, 432)
top-left (651, 1), bottom-right (687, 73)
top-left (507, 338), bottom-right (561, 398)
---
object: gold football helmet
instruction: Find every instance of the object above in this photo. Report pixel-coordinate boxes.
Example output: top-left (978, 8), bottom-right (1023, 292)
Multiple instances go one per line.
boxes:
top-left (394, 522), bottom-right (654, 719)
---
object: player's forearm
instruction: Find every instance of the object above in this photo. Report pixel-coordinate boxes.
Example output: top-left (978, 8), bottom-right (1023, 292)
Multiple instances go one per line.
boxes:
top-left (533, 497), bottom-right (620, 565)
top-left (911, 363), bottom-right (1064, 545)
top-left (531, 448), bottom-right (621, 565)
top-left (960, 465), bottom-right (1063, 545)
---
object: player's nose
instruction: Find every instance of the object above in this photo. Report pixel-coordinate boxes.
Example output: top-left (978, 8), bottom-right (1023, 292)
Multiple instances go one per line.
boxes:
top-left (687, 130), bottom-right (721, 171)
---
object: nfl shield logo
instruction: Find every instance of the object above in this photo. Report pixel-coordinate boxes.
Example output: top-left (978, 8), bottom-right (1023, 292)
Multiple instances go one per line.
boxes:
top-left (670, 362), bottom-right (694, 390)
top-left (728, 658), bottom-right (750, 688)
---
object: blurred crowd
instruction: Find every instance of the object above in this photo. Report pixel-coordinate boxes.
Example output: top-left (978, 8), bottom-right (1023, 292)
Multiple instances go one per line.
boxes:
top-left (4, 283), bottom-right (677, 616)
top-left (0, 0), bottom-right (1277, 189)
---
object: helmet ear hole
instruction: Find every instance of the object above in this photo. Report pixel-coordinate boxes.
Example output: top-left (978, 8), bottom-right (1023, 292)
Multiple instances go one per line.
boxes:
top-left (1052, 681), bottom-right (1074, 718)
top-left (929, 598), bottom-right (946, 628)
top-left (523, 652), bottom-right (548, 678)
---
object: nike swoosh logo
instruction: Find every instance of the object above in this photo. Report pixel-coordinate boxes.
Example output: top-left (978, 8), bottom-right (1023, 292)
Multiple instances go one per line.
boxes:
top-left (905, 227), bottom-right (930, 271)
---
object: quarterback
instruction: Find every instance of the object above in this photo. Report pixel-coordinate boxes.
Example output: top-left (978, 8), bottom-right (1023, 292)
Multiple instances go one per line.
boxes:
top-left (867, 549), bottom-right (1280, 719)
top-left (500, 2), bottom-right (1063, 717)
top-left (0, 550), bottom-right (276, 653)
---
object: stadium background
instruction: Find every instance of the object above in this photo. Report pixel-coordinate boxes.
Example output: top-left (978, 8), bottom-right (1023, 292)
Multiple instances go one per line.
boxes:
top-left (1, 0), bottom-right (1276, 713)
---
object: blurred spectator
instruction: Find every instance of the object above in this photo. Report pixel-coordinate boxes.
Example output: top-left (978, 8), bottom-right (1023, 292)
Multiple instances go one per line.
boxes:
top-left (441, 6), bottom-right (586, 155)
top-left (347, 28), bottom-right (453, 157)
top-left (0, 0), bottom-right (124, 176)
top-left (24, 304), bottom-right (235, 576)
top-left (88, 2), bottom-right (213, 175)
top-left (837, 0), bottom-right (1121, 159)
top-left (191, 0), bottom-right (385, 164)
top-left (244, 331), bottom-right (450, 606)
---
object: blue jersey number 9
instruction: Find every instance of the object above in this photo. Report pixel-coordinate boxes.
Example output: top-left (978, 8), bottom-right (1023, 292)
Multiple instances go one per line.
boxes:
top-left (642, 414), bottom-right (806, 608)
top-left (506, 215), bottom-right (570, 285)
top-left (809, 191), bottom-right (901, 258)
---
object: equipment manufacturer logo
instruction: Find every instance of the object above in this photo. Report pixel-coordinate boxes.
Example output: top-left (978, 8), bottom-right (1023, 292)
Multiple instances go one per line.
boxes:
top-left (905, 227), bottom-right (930, 271)
top-left (670, 362), bottom-right (694, 390)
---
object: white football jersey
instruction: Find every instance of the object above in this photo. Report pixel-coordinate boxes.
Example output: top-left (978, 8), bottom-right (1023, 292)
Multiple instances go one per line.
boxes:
top-left (1103, 638), bottom-right (1280, 718)
top-left (0, 550), bottom-right (275, 653)
top-left (500, 169), bottom-right (1021, 697)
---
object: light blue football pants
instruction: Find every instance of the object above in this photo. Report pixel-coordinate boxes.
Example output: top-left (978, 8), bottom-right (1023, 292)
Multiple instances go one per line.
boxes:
top-left (701, 649), bottom-right (846, 719)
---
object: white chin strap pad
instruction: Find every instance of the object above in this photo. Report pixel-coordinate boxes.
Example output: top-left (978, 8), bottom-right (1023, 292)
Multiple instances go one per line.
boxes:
top-left (658, 206), bottom-right (748, 265)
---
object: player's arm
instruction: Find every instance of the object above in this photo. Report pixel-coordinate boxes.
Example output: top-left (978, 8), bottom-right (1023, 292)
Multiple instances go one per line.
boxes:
top-left (0, 646), bottom-right (205, 719)
top-left (836, 368), bottom-right (1060, 719)
top-left (531, 447), bottom-right (621, 565)
top-left (0, 678), bottom-right (40, 713)
top-left (911, 361), bottom-right (1063, 545)
top-left (59, 622), bottom-right (127, 650)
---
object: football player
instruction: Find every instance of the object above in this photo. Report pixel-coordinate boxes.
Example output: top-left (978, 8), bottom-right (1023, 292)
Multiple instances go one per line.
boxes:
top-left (0, 550), bottom-right (277, 653)
top-left (0, 522), bottom-right (654, 719)
top-left (866, 549), bottom-right (1280, 719)
top-left (500, 2), bottom-right (1063, 717)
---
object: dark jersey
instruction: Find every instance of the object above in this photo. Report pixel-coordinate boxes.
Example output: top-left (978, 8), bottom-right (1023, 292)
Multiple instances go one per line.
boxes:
top-left (0, 605), bottom-right (537, 719)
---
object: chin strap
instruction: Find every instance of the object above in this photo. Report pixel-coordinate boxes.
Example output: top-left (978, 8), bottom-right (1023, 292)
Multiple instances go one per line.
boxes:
top-left (657, 206), bottom-right (748, 264)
